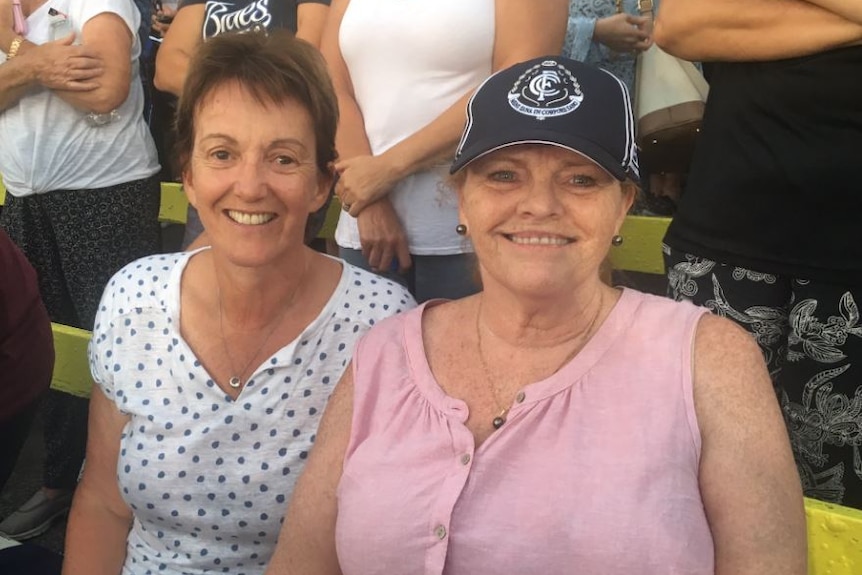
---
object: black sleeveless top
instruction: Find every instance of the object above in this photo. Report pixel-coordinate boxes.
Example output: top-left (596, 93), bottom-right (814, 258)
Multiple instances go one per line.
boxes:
top-left (664, 45), bottom-right (862, 286)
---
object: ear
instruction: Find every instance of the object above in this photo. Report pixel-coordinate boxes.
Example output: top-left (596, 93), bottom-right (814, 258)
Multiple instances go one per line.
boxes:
top-left (309, 164), bottom-right (335, 214)
top-left (454, 174), bottom-right (469, 231)
top-left (182, 167), bottom-right (198, 209)
top-left (614, 180), bottom-right (637, 231)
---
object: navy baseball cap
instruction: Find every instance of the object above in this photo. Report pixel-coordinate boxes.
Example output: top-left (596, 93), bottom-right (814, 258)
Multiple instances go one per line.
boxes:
top-left (450, 56), bottom-right (639, 182)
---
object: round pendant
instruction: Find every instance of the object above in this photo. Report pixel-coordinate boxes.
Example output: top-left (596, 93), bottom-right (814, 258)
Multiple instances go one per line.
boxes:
top-left (228, 376), bottom-right (242, 389)
top-left (492, 416), bottom-right (506, 430)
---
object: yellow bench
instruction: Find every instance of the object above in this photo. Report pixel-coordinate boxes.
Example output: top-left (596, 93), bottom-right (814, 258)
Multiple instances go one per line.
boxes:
top-left (806, 499), bottom-right (862, 574)
top-left (609, 214), bottom-right (671, 275)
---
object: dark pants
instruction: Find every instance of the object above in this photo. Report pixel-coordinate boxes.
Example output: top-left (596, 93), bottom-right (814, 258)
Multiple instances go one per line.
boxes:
top-left (0, 397), bottom-right (42, 493)
top-left (339, 247), bottom-right (479, 303)
top-left (665, 244), bottom-right (862, 509)
top-left (0, 176), bottom-right (161, 488)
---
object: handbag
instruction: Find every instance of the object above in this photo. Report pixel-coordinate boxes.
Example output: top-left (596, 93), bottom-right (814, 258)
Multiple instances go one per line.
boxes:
top-left (634, 42), bottom-right (709, 173)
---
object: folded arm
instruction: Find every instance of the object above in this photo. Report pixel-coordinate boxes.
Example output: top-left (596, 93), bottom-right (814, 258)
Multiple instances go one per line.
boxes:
top-left (52, 12), bottom-right (133, 113)
top-left (0, 35), bottom-right (102, 112)
top-left (694, 315), bottom-right (807, 575)
top-left (62, 387), bottom-right (134, 575)
top-left (655, 0), bottom-right (862, 61)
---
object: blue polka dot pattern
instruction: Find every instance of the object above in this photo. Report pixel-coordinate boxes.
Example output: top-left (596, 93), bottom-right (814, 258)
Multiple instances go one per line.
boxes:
top-left (88, 251), bottom-right (416, 574)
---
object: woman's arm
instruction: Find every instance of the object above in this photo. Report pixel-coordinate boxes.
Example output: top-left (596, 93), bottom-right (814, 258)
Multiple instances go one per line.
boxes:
top-left (43, 13), bottom-right (133, 113)
top-left (295, 2), bottom-right (330, 47)
top-left (264, 368), bottom-right (355, 575)
top-left (320, 0), bottom-right (411, 273)
top-left (62, 387), bottom-right (134, 575)
top-left (0, 0), bottom-right (102, 113)
top-left (655, 0), bottom-right (862, 61)
top-left (336, 0), bottom-right (569, 217)
top-left (319, 0), bottom-right (372, 165)
top-left (0, 34), bottom-right (102, 112)
top-left (153, 4), bottom-right (205, 97)
top-left (803, 0), bottom-right (862, 24)
top-left (693, 315), bottom-right (807, 575)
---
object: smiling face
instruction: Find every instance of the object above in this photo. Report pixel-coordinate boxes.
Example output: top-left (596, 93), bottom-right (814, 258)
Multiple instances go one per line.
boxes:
top-left (458, 144), bottom-right (635, 297)
top-left (183, 81), bottom-right (332, 269)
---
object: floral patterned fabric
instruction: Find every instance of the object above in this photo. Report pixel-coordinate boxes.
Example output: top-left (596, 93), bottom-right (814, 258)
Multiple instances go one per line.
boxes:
top-left (563, 0), bottom-right (646, 94)
top-left (665, 244), bottom-right (862, 509)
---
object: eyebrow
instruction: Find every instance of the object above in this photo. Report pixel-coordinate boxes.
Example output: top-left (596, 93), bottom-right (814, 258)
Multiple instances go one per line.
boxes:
top-left (197, 134), bottom-right (308, 151)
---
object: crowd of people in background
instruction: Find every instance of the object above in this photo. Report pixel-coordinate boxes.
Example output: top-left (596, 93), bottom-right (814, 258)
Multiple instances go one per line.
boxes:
top-left (0, 0), bottom-right (859, 573)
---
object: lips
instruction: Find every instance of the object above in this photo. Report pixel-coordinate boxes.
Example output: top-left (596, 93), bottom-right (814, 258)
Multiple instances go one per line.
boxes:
top-left (226, 210), bottom-right (276, 225)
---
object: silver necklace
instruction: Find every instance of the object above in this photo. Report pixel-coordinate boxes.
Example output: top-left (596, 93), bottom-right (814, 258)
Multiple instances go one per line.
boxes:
top-left (217, 290), bottom-right (293, 389)
top-left (475, 298), bottom-right (601, 430)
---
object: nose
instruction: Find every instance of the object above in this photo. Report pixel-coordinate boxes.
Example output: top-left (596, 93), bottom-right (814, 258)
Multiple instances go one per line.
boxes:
top-left (233, 157), bottom-right (268, 203)
top-left (516, 174), bottom-right (563, 218)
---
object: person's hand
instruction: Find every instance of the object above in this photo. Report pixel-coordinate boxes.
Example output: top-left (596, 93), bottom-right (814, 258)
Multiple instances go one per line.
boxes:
top-left (650, 172), bottom-right (683, 201)
top-left (594, 13), bottom-right (653, 53)
top-left (355, 198), bottom-right (412, 274)
top-left (151, 5), bottom-right (176, 37)
top-left (33, 34), bottom-right (103, 92)
top-left (334, 154), bottom-right (400, 217)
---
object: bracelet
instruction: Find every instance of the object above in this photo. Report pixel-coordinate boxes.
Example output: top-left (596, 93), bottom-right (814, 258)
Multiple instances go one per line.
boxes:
top-left (7, 36), bottom-right (24, 59)
top-left (637, 0), bottom-right (654, 13)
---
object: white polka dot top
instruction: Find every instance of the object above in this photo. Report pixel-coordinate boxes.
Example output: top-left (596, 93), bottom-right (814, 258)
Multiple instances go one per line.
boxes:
top-left (89, 250), bottom-right (416, 575)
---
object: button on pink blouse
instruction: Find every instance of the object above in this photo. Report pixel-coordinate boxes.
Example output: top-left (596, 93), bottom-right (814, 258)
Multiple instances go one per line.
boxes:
top-left (336, 289), bottom-right (714, 575)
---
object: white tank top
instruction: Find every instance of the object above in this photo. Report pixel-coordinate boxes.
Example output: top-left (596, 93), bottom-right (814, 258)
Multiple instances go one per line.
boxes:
top-left (334, 0), bottom-right (494, 255)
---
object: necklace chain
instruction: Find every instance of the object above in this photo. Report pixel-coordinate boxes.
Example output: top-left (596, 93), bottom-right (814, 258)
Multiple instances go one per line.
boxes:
top-left (217, 288), bottom-right (293, 390)
top-left (474, 297), bottom-right (602, 430)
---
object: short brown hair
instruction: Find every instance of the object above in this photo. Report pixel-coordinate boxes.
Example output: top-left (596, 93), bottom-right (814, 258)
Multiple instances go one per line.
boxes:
top-left (175, 30), bottom-right (338, 177)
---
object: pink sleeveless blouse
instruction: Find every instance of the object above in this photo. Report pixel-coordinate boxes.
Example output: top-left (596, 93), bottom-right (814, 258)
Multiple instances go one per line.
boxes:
top-left (336, 289), bottom-right (714, 575)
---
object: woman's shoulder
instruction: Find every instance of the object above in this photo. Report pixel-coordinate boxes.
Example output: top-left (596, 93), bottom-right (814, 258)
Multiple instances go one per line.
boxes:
top-left (68, 0), bottom-right (140, 27)
top-left (693, 312), bottom-right (765, 375)
top-left (618, 288), bottom-right (707, 322)
top-left (110, 251), bottom-right (188, 288)
top-left (337, 263), bottom-right (417, 320)
top-left (98, 251), bottom-right (190, 319)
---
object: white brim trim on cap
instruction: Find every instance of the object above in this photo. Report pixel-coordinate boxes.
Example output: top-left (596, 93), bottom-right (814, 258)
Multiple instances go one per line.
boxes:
top-left (450, 135), bottom-right (628, 181)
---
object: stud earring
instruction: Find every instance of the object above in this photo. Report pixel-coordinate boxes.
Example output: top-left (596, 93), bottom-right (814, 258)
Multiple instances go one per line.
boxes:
top-left (455, 224), bottom-right (468, 236)
top-left (611, 235), bottom-right (624, 246)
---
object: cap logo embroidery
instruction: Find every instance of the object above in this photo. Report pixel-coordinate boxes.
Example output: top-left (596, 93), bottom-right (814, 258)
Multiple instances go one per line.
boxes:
top-left (508, 60), bottom-right (583, 120)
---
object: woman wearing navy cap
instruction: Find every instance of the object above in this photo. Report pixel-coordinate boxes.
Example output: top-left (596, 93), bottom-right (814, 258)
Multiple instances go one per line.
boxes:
top-left (265, 57), bottom-right (806, 575)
